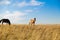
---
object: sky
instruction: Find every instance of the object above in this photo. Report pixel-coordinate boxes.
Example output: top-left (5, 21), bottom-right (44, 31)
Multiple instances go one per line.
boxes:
top-left (0, 0), bottom-right (60, 24)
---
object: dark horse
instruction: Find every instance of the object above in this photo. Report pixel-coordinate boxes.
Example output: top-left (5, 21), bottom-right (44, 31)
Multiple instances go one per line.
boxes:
top-left (0, 19), bottom-right (11, 25)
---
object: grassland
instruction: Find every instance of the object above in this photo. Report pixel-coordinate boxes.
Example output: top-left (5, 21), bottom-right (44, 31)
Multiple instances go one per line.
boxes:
top-left (0, 24), bottom-right (60, 40)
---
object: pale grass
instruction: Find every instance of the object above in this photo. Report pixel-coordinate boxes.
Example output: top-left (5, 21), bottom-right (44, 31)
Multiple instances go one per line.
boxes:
top-left (0, 24), bottom-right (60, 40)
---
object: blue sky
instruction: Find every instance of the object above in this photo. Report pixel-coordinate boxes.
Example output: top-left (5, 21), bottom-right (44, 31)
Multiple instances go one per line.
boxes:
top-left (0, 0), bottom-right (60, 24)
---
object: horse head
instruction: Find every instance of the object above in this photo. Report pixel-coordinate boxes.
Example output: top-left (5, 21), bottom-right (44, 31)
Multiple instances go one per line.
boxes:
top-left (34, 18), bottom-right (36, 21)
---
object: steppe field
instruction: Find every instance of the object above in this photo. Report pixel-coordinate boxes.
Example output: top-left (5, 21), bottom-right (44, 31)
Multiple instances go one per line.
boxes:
top-left (0, 24), bottom-right (60, 40)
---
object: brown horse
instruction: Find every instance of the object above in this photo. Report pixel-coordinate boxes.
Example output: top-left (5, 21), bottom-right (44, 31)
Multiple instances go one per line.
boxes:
top-left (29, 18), bottom-right (36, 25)
top-left (0, 19), bottom-right (11, 25)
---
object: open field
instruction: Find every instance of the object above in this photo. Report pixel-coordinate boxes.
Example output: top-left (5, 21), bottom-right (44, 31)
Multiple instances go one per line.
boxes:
top-left (0, 24), bottom-right (60, 40)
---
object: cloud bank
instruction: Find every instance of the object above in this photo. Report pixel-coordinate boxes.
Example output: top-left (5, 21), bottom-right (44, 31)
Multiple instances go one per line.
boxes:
top-left (0, 0), bottom-right (11, 5)
top-left (13, 0), bottom-right (45, 7)
top-left (0, 0), bottom-right (45, 24)
top-left (0, 11), bottom-right (27, 24)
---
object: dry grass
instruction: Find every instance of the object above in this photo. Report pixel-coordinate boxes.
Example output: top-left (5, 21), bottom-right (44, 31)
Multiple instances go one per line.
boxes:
top-left (0, 24), bottom-right (60, 40)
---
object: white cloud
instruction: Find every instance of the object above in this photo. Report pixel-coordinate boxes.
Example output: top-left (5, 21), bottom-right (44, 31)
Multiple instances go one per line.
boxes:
top-left (30, 0), bottom-right (45, 6)
top-left (0, 11), bottom-right (27, 24)
top-left (25, 10), bottom-right (33, 12)
top-left (13, 0), bottom-right (45, 7)
top-left (13, 1), bottom-right (28, 7)
top-left (16, 1), bottom-right (28, 7)
top-left (0, 0), bottom-right (11, 5)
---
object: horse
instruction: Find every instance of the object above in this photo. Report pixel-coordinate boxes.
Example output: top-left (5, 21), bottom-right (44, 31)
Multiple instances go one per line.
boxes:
top-left (0, 19), bottom-right (11, 25)
top-left (29, 18), bottom-right (36, 25)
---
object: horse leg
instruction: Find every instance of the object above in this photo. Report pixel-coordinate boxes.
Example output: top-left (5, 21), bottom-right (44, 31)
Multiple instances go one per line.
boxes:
top-left (9, 22), bottom-right (11, 25)
top-left (2, 22), bottom-right (3, 25)
top-left (8, 22), bottom-right (11, 25)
